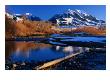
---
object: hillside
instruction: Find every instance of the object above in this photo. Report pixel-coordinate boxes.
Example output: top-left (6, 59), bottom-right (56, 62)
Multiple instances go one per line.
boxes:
top-left (5, 16), bottom-right (59, 38)
top-left (5, 15), bottom-right (106, 39)
top-left (72, 26), bottom-right (106, 35)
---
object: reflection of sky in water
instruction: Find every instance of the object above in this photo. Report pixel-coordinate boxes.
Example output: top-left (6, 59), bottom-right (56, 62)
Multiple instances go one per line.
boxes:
top-left (9, 45), bottom-right (89, 63)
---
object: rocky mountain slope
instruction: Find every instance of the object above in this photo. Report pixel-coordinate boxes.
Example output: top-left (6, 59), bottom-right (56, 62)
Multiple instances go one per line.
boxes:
top-left (49, 9), bottom-right (105, 27)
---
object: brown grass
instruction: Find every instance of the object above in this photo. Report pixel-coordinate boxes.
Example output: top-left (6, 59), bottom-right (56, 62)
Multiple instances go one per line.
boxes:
top-left (5, 15), bottom-right (106, 38)
top-left (72, 26), bottom-right (106, 35)
top-left (5, 16), bottom-right (59, 38)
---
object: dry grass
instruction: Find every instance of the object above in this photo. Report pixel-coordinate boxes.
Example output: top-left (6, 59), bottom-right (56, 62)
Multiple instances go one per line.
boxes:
top-left (72, 26), bottom-right (106, 35)
top-left (5, 16), bottom-right (106, 38)
top-left (5, 16), bottom-right (58, 38)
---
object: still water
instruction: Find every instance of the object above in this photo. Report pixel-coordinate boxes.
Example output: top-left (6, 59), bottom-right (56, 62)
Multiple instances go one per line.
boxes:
top-left (5, 41), bottom-right (106, 70)
top-left (6, 41), bottom-right (88, 63)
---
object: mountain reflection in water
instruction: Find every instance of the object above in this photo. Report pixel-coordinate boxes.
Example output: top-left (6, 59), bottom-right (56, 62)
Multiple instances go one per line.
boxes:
top-left (5, 41), bottom-right (106, 70)
top-left (6, 41), bottom-right (89, 63)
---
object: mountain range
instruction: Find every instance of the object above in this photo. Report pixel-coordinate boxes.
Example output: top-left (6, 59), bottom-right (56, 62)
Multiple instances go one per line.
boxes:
top-left (49, 9), bottom-right (105, 27)
top-left (6, 12), bottom-right (41, 21)
top-left (6, 9), bottom-right (106, 27)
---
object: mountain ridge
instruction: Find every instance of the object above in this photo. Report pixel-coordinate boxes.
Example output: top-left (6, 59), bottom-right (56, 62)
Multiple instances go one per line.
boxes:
top-left (49, 9), bottom-right (105, 27)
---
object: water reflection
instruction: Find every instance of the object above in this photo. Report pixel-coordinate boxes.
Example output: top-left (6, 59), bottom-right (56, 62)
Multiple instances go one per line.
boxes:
top-left (6, 41), bottom-right (90, 63)
top-left (5, 41), bottom-right (106, 70)
top-left (55, 46), bottom-right (90, 53)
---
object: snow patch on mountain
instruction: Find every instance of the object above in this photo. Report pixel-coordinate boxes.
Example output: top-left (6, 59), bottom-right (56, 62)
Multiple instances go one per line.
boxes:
top-left (49, 9), bottom-right (106, 27)
top-left (6, 12), bottom-right (41, 22)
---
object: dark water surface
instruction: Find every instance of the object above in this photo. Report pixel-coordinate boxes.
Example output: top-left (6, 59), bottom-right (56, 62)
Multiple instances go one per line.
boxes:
top-left (6, 41), bottom-right (86, 63)
top-left (5, 36), bottom-right (106, 70)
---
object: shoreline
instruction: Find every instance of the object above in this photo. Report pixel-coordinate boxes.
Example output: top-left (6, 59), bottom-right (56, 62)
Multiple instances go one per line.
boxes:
top-left (36, 51), bottom-right (106, 70)
top-left (35, 52), bottom-right (82, 70)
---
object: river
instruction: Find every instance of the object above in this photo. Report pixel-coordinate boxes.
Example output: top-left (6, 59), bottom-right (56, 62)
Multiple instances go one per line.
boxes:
top-left (5, 35), bottom-right (106, 70)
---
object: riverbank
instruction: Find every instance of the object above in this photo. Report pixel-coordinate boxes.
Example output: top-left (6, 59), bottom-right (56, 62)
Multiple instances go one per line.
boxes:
top-left (36, 52), bottom-right (82, 70)
top-left (40, 51), bottom-right (106, 70)
top-left (5, 47), bottom-right (106, 70)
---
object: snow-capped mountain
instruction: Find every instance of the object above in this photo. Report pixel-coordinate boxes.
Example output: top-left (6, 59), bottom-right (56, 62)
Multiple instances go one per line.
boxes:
top-left (24, 13), bottom-right (41, 21)
top-left (6, 12), bottom-right (41, 22)
top-left (5, 12), bottom-right (14, 19)
top-left (49, 9), bottom-right (105, 27)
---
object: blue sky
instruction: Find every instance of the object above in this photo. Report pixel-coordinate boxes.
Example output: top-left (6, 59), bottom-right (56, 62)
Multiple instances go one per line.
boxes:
top-left (6, 5), bottom-right (106, 21)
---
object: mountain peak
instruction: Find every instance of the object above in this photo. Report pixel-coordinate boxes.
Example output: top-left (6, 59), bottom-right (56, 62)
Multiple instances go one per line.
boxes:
top-left (65, 9), bottom-right (74, 14)
top-left (65, 9), bottom-right (89, 17)
top-left (25, 13), bottom-right (32, 16)
top-left (75, 9), bottom-right (81, 13)
top-left (49, 9), bottom-right (105, 27)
